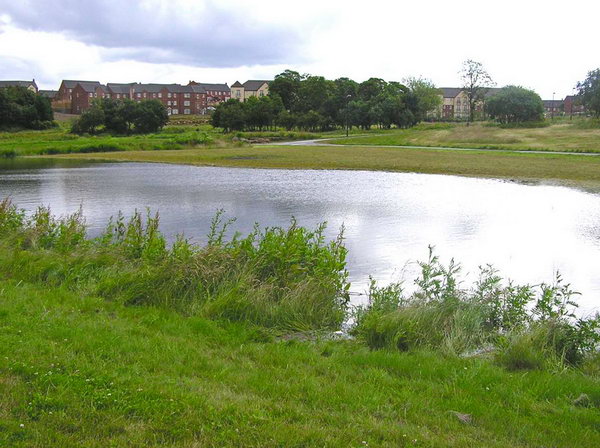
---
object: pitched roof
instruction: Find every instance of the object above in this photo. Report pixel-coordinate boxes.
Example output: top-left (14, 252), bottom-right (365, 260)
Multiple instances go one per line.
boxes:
top-left (440, 87), bottom-right (502, 98)
top-left (231, 81), bottom-right (243, 88)
top-left (39, 90), bottom-right (57, 98)
top-left (61, 80), bottom-right (99, 89)
top-left (243, 80), bottom-right (270, 91)
top-left (132, 83), bottom-right (193, 94)
top-left (0, 80), bottom-right (37, 89)
top-left (107, 83), bottom-right (135, 94)
top-left (197, 83), bottom-right (229, 92)
top-left (542, 99), bottom-right (563, 107)
top-left (189, 84), bottom-right (207, 94)
top-left (74, 81), bottom-right (103, 93)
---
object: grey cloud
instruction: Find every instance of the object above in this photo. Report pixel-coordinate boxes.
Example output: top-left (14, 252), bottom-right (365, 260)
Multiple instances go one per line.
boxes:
top-left (1, 0), bottom-right (303, 67)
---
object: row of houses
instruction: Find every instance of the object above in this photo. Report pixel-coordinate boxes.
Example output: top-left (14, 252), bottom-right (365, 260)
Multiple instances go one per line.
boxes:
top-left (438, 87), bottom-right (586, 120)
top-left (0, 78), bottom-right (270, 115)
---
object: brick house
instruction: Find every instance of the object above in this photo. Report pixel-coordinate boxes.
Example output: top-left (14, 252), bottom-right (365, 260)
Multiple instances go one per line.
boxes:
top-left (563, 95), bottom-right (586, 116)
top-left (230, 80), bottom-right (270, 102)
top-left (70, 82), bottom-right (106, 114)
top-left (54, 80), bottom-right (100, 112)
top-left (0, 79), bottom-right (38, 92)
top-left (188, 81), bottom-right (230, 109)
top-left (542, 99), bottom-right (563, 117)
top-left (129, 83), bottom-right (206, 115)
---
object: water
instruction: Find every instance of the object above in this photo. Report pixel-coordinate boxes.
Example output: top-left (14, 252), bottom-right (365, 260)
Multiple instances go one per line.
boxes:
top-left (1, 159), bottom-right (600, 312)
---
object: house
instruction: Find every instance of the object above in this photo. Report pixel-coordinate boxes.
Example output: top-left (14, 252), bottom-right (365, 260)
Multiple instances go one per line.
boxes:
top-left (542, 99), bottom-right (563, 117)
top-left (0, 79), bottom-right (38, 92)
top-left (188, 81), bottom-right (230, 108)
top-left (39, 90), bottom-right (58, 99)
top-left (230, 80), bottom-right (270, 102)
top-left (106, 83), bottom-right (134, 100)
top-left (130, 83), bottom-right (207, 115)
top-left (563, 95), bottom-right (586, 116)
top-left (437, 87), bottom-right (501, 120)
top-left (71, 82), bottom-right (106, 114)
top-left (55, 80), bottom-right (101, 112)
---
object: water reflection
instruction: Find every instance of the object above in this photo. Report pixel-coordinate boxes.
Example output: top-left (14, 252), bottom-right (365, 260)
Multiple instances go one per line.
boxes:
top-left (1, 160), bottom-right (599, 312)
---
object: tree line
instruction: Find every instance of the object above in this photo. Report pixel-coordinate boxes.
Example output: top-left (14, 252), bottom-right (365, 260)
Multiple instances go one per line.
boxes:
top-left (71, 98), bottom-right (169, 135)
top-left (212, 70), bottom-right (442, 132)
top-left (0, 86), bottom-right (54, 130)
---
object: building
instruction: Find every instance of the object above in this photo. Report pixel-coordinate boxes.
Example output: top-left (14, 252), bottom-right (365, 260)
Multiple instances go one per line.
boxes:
top-left (0, 79), bottom-right (38, 92)
top-left (188, 81), bottom-right (230, 108)
top-left (54, 80), bottom-right (101, 112)
top-left (437, 87), bottom-right (501, 120)
top-left (564, 95), bottom-right (586, 116)
top-left (542, 99), bottom-right (563, 117)
top-left (70, 82), bottom-right (106, 114)
top-left (39, 90), bottom-right (58, 99)
top-left (230, 80), bottom-right (270, 102)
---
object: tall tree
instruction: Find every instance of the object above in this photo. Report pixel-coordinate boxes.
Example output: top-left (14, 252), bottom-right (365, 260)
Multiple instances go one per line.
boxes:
top-left (403, 77), bottom-right (442, 121)
top-left (576, 68), bottom-right (600, 118)
top-left (485, 86), bottom-right (544, 124)
top-left (460, 60), bottom-right (495, 123)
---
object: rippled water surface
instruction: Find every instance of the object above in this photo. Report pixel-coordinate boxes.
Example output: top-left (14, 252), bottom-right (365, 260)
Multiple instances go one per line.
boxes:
top-left (1, 159), bottom-right (600, 311)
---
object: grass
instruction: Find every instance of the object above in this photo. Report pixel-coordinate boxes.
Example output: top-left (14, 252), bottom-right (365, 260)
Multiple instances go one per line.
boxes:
top-left (0, 122), bottom-right (319, 157)
top-left (53, 143), bottom-right (600, 185)
top-left (328, 121), bottom-right (600, 153)
top-left (0, 201), bottom-right (599, 446)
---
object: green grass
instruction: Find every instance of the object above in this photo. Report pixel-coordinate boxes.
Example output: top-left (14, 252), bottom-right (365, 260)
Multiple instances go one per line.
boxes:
top-left (2, 280), bottom-right (600, 447)
top-left (0, 122), bottom-right (319, 157)
top-left (53, 143), bottom-right (600, 185)
top-left (329, 121), bottom-right (600, 153)
top-left (0, 200), bottom-right (599, 447)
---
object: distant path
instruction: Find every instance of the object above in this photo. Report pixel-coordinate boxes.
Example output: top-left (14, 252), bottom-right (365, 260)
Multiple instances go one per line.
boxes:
top-left (262, 138), bottom-right (600, 157)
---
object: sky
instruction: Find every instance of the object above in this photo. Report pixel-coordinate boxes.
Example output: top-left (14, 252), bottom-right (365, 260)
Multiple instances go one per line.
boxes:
top-left (0, 0), bottom-right (597, 99)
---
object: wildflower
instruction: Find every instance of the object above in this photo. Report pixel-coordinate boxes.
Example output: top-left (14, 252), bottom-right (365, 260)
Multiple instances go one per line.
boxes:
top-left (19, 423), bottom-right (24, 428)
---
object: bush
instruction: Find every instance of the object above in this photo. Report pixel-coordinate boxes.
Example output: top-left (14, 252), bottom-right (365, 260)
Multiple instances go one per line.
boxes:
top-left (0, 86), bottom-right (54, 129)
top-left (486, 86), bottom-right (544, 124)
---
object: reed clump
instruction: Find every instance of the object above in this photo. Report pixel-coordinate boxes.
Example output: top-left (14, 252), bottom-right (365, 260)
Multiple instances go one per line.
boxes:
top-left (0, 199), bottom-right (349, 331)
top-left (352, 246), bottom-right (600, 370)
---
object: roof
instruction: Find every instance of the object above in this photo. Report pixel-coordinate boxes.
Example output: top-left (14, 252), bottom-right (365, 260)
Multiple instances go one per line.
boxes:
top-left (196, 83), bottom-right (229, 92)
top-left (73, 81), bottom-right (102, 93)
top-left (61, 80), bottom-right (99, 89)
top-left (107, 83), bottom-right (135, 94)
top-left (440, 87), bottom-right (502, 98)
top-left (39, 90), bottom-right (58, 98)
top-left (243, 80), bottom-right (270, 91)
top-left (0, 80), bottom-right (37, 89)
top-left (231, 81), bottom-right (243, 88)
top-left (542, 99), bottom-right (563, 107)
top-left (189, 84), bottom-right (207, 94)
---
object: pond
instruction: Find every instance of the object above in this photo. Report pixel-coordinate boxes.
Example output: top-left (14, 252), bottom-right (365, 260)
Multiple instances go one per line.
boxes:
top-left (1, 159), bottom-right (600, 312)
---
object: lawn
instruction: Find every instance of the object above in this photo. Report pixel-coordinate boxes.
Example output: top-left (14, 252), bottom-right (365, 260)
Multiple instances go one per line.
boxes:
top-left (328, 121), bottom-right (600, 153)
top-left (1, 280), bottom-right (599, 447)
top-left (54, 144), bottom-right (600, 185)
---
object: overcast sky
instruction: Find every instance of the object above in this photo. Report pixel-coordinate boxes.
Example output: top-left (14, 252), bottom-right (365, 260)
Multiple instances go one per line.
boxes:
top-left (0, 0), bottom-right (597, 98)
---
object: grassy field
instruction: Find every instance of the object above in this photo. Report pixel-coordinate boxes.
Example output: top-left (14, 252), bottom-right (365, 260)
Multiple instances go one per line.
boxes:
top-left (0, 202), bottom-right (598, 448)
top-left (2, 280), bottom-right (599, 447)
top-left (329, 121), bottom-right (600, 153)
top-left (54, 144), bottom-right (600, 185)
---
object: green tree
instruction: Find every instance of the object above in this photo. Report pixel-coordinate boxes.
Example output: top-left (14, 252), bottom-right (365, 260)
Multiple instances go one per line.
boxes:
top-left (0, 86), bottom-right (54, 129)
top-left (134, 100), bottom-right (168, 134)
top-left (212, 99), bottom-right (246, 132)
top-left (576, 68), bottom-right (600, 117)
top-left (485, 86), bottom-right (544, 124)
top-left (71, 102), bottom-right (105, 134)
top-left (403, 77), bottom-right (442, 120)
top-left (269, 70), bottom-right (303, 111)
top-left (460, 59), bottom-right (495, 122)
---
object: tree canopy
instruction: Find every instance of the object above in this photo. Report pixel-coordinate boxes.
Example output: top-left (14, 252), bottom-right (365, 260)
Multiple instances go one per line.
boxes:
top-left (485, 86), bottom-right (544, 124)
top-left (0, 86), bottom-right (54, 130)
top-left (577, 68), bottom-right (600, 118)
top-left (71, 98), bottom-right (168, 135)
top-left (213, 70), bottom-right (443, 132)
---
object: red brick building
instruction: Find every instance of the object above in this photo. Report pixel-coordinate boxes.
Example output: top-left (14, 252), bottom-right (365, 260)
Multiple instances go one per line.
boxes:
top-left (70, 82), bottom-right (106, 114)
top-left (563, 95), bottom-right (586, 116)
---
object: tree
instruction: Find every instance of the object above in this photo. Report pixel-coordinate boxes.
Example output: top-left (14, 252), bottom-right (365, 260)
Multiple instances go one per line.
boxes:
top-left (134, 100), bottom-right (168, 134)
top-left (403, 77), bottom-right (442, 121)
top-left (460, 60), bottom-right (495, 123)
top-left (576, 68), bottom-right (600, 117)
top-left (269, 70), bottom-right (303, 111)
top-left (0, 86), bottom-right (54, 129)
top-left (71, 102), bottom-right (105, 134)
top-left (211, 99), bottom-right (246, 132)
top-left (485, 86), bottom-right (544, 124)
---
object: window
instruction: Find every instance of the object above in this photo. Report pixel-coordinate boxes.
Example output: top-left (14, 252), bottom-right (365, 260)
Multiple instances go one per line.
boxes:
top-left (196, 94), bottom-right (200, 99)
top-left (173, 101), bottom-right (177, 106)
top-left (158, 93), bottom-right (162, 98)
top-left (143, 93), bottom-right (147, 98)
top-left (116, 94), bottom-right (120, 99)
top-left (184, 93), bottom-right (190, 98)
top-left (184, 109), bottom-right (191, 115)
top-left (184, 100), bottom-right (190, 106)
top-left (89, 92), bottom-right (93, 97)
top-left (152, 93), bottom-right (156, 98)
top-left (167, 101), bottom-right (171, 106)
top-left (168, 92), bottom-right (172, 98)
top-left (136, 93), bottom-right (141, 98)
top-left (172, 109), bottom-right (179, 115)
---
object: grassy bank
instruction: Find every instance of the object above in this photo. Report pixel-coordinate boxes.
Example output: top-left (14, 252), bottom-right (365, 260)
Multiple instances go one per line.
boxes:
top-left (329, 121), bottom-right (600, 153)
top-left (0, 122), bottom-right (319, 158)
top-left (54, 144), bottom-right (600, 185)
top-left (0, 200), bottom-right (599, 447)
